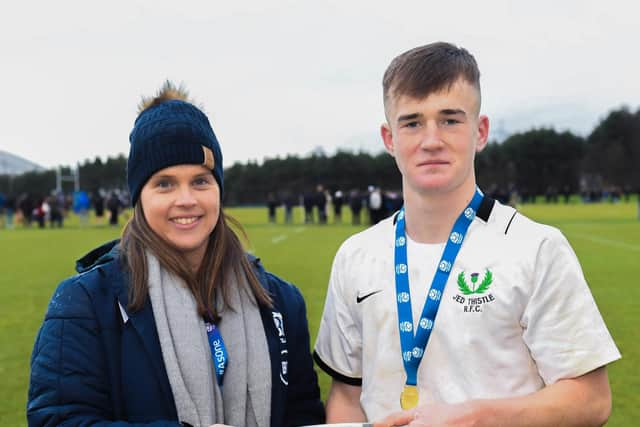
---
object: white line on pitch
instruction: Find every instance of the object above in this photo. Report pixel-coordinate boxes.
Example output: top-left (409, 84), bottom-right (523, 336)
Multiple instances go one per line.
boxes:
top-left (272, 235), bottom-right (288, 244)
top-left (569, 233), bottom-right (640, 252)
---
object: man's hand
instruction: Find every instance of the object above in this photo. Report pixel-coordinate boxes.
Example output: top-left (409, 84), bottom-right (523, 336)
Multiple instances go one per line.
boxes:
top-left (374, 400), bottom-right (489, 427)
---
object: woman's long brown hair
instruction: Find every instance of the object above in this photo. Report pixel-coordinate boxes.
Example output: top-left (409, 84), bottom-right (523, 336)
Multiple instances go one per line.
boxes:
top-left (120, 203), bottom-right (272, 319)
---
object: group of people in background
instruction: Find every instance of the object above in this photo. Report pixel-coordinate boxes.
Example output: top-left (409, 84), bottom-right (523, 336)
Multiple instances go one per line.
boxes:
top-left (0, 192), bottom-right (66, 229)
top-left (0, 189), bottom-right (128, 229)
top-left (3, 182), bottom-right (638, 232)
top-left (486, 184), bottom-right (639, 206)
top-left (266, 185), bottom-right (404, 226)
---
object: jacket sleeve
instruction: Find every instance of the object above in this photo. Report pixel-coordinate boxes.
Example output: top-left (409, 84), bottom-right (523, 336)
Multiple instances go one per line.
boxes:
top-left (273, 274), bottom-right (326, 427)
top-left (27, 277), bottom-right (180, 427)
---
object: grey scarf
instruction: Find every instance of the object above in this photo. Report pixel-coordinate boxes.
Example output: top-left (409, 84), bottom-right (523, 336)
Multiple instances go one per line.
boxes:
top-left (147, 251), bottom-right (271, 427)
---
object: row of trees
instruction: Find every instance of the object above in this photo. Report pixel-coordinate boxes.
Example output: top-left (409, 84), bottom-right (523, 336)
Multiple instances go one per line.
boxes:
top-left (1, 107), bottom-right (638, 205)
top-left (477, 108), bottom-right (639, 197)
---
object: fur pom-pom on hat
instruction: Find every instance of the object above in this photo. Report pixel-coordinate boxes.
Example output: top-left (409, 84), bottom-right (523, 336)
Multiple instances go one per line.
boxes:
top-left (138, 80), bottom-right (192, 113)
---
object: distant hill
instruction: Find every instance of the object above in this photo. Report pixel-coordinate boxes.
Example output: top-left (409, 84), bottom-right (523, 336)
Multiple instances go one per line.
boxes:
top-left (0, 150), bottom-right (45, 175)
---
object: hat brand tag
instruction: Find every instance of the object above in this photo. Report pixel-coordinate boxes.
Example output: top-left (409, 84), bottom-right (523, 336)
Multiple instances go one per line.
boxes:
top-left (202, 146), bottom-right (215, 170)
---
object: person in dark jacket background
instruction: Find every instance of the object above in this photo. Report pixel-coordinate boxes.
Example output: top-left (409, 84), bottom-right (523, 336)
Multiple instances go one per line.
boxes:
top-left (27, 81), bottom-right (325, 427)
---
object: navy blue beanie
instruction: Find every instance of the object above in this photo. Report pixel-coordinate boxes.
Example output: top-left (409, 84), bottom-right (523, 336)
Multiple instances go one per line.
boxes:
top-left (127, 99), bottom-right (224, 206)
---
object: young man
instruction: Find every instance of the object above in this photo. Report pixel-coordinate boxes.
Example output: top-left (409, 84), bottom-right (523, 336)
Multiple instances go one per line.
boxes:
top-left (313, 42), bottom-right (620, 427)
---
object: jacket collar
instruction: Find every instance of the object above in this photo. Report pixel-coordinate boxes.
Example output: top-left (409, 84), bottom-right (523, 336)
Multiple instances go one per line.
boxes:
top-left (76, 239), bottom-right (120, 273)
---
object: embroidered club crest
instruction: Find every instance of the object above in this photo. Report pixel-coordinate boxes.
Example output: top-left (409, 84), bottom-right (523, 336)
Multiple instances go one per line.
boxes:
top-left (457, 270), bottom-right (493, 295)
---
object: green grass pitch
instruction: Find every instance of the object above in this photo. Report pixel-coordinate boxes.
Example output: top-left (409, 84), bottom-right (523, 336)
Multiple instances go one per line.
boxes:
top-left (1, 201), bottom-right (638, 425)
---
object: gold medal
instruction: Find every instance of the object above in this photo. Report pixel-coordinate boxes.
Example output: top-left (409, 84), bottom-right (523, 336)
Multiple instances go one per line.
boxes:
top-left (400, 384), bottom-right (419, 409)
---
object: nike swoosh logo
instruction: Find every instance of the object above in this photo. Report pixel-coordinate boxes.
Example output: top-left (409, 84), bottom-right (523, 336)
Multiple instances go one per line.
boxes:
top-left (356, 290), bottom-right (382, 304)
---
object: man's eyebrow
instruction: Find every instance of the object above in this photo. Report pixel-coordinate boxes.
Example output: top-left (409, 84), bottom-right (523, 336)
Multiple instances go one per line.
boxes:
top-left (397, 113), bottom-right (422, 123)
top-left (440, 108), bottom-right (467, 116)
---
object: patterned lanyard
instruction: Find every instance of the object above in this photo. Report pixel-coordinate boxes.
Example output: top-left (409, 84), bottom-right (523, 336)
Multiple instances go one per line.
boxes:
top-left (204, 319), bottom-right (228, 388)
top-left (394, 188), bottom-right (483, 408)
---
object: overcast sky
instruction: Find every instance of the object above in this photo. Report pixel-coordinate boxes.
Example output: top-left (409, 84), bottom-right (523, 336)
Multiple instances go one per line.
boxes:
top-left (1, 0), bottom-right (639, 169)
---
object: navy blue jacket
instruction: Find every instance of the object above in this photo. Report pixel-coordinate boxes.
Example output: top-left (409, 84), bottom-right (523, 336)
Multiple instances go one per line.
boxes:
top-left (28, 240), bottom-right (325, 427)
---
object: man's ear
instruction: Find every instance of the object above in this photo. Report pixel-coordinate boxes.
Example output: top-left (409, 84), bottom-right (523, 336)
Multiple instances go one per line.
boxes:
top-left (475, 115), bottom-right (490, 153)
top-left (381, 123), bottom-right (395, 156)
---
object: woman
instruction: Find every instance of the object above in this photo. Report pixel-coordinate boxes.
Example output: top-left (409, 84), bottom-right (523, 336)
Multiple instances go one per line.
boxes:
top-left (27, 83), bottom-right (325, 427)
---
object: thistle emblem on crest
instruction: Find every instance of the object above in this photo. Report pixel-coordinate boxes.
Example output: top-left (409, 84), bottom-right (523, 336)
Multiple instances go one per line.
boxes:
top-left (457, 270), bottom-right (493, 295)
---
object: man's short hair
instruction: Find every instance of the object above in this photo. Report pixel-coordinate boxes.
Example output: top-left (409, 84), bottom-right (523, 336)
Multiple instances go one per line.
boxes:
top-left (383, 42), bottom-right (481, 115)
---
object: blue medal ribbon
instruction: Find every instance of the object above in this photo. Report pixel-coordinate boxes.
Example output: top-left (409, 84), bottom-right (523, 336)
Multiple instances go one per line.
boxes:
top-left (394, 187), bottom-right (483, 387)
top-left (205, 320), bottom-right (228, 387)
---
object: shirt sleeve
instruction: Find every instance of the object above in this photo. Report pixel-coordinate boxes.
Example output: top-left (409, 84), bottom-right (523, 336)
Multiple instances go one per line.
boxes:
top-left (313, 243), bottom-right (363, 385)
top-left (521, 229), bottom-right (621, 385)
